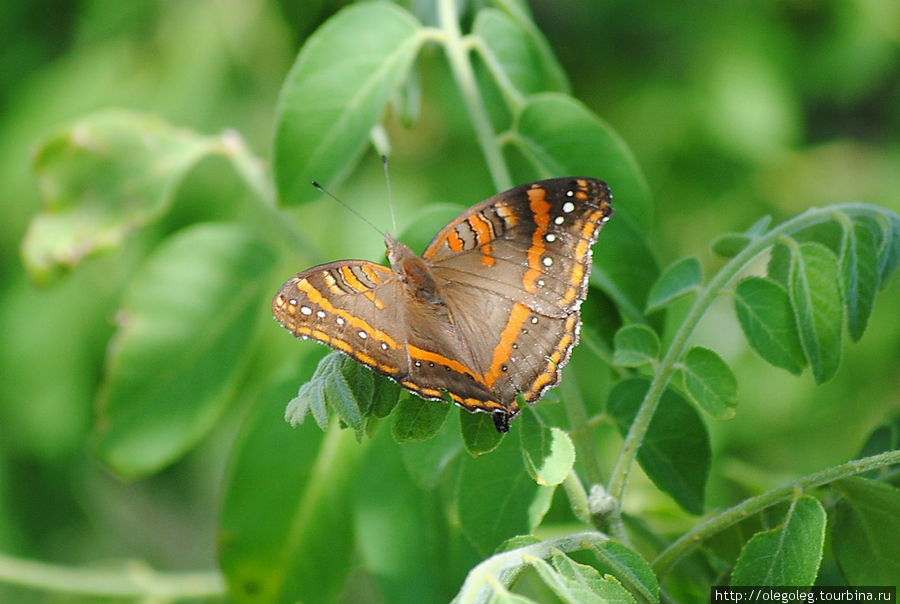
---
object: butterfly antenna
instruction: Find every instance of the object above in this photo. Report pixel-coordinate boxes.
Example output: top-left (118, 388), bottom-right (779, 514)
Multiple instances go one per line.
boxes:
top-left (382, 155), bottom-right (398, 235)
top-left (311, 181), bottom-right (385, 237)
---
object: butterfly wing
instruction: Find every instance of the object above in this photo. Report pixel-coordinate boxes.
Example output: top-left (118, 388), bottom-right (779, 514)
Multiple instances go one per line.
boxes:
top-left (423, 177), bottom-right (613, 318)
top-left (273, 260), bottom-right (409, 381)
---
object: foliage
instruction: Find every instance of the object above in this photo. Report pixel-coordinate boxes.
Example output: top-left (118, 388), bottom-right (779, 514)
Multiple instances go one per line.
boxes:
top-left (1, 0), bottom-right (898, 602)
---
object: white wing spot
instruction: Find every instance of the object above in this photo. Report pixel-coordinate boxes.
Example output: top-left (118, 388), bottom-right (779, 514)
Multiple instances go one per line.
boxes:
top-left (336, 317), bottom-right (345, 326)
top-left (542, 256), bottom-right (553, 267)
top-left (554, 216), bottom-right (564, 225)
top-left (381, 342), bottom-right (388, 350)
top-left (316, 310), bottom-right (326, 318)
top-left (358, 330), bottom-right (368, 339)
top-left (545, 233), bottom-right (557, 242)
top-left (531, 317), bottom-right (539, 324)
top-left (537, 279), bottom-right (545, 288)
top-left (300, 306), bottom-right (312, 315)
top-left (562, 201), bottom-right (575, 213)
top-left (289, 298), bottom-right (298, 306)
top-left (566, 190), bottom-right (574, 197)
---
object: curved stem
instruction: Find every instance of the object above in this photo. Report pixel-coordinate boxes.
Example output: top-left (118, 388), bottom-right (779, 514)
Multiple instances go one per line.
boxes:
top-left (653, 449), bottom-right (900, 577)
top-left (453, 530), bottom-right (612, 604)
top-left (0, 552), bottom-right (224, 599)
top-left (606, 203), bottom-right (896, 513)
top-left (437, 0), bottom-right (511, 191)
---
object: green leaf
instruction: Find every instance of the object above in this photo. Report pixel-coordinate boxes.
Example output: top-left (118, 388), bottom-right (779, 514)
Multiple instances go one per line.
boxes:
top-left (392, 392), bottom-right (451, 443)
top-left (734, 277), bottom-right (806, 375)
top-left (832, 477), bottom-right (900, 585)
top-left (457, 436), bottom-right (553, 555)
top-left (876, 213), bottom-right (900, 286)
top-left (491, 0), bottom-right (569, 94)
top-left (612, 324), bottom-right (660, 368)
top-left (788, 242), bottom-right (843, 383)
top-left (681, 346), bottom-right (738, 420)
top-left (219, 374), bottom-right (363, 603)
top-left (461, 409), bottom-right (505, 456)
top-left (607, 379), bottom-right (710, 515)
top-left (645, 256), bottom-right (702, 312)
top-left (513, 93), bottom-right (652, 233)
top-left (519, 406), bottom-right (575, 486)
top-left (591, 218), bottom-right (660, 325)
top-left (528, 554), bottom-right (634, 604)
top-left (711, 217), bottom-right (769, 258)
top-left (590, 541), bottom-right (659, 603)
top-left (355, 428), bottom-right (460, 603)
top-left (400, 410), bottom-right (463, 489)
top-left (711, 233), bottom-right (752, 258)
top-left (730, 495), bottom-right (826, 586)
top-left (767, 242), bottom-right (792, 286)
top-left (286, 359), bottom-right (330, 430)
top-left (273, 3), bottom-right (423, 205)
top-left (473, 9), bottom-right (566, 98)
top-left (94, 224), bottom-right (276, 477)
top-left (285, 352), bottom-right (371, 436)
top-left (371, 373), bottom-right (402, 419)
top-left (839, 219), bottom-right (879, 341)
top-left (858, 415), bottom-right (900, 463)
top-left (23, 110), bottom-right (222, 284)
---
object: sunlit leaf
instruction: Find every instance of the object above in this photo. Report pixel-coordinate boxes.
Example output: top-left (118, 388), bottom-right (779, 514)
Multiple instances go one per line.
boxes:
top-left (519, 406), bottom-right (575, 486)
top-left (473, 9), bottom-right (566, 98)
top-left (273, 3), bottom-right (423, 205)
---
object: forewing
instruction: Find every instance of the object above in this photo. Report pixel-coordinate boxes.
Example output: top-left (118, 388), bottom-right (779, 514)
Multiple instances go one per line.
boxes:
top-left (424, 177), bottom-right (613, 318)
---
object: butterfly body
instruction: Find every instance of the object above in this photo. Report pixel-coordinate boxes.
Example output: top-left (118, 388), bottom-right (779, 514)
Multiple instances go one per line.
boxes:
top-left (273, 177), bottom-right (613, 432)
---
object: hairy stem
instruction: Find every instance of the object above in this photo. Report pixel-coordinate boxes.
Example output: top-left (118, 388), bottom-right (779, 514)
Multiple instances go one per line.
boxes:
top-left (653, 449), bottom-right (900, 577)
top-left (437, 0), bottom-right (511, 191)
top-left (606, 203), bottom-right (896, 517)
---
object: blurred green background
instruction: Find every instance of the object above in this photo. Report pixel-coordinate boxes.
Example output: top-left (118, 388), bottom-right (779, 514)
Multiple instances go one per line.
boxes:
top-left (0, 0), bottom-right (897, 592)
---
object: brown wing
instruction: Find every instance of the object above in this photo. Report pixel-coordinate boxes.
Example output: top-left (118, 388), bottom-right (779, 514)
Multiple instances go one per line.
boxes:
top-left (272, 260), bottom-right (409, 381)
top-left (423, 177), bottom-right (613, 318)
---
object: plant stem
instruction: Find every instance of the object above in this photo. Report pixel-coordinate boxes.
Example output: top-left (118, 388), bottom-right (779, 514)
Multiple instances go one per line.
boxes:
top-left (453, 530), bottom-right (612, 604)
top-left (0, 552), bottom-right (224, 599)
top-left (605, 203), bottom-right (896, 519)
top-left (653, 449), bottom-right (900, 577)
top-left (560, 373), bottom-right (606, 496)
top-left (437, 0), bottom-right (512, 191)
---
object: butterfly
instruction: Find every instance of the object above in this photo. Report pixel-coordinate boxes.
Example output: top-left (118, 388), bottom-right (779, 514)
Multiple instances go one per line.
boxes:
top-left (273, 178), bottom-right (613, 432)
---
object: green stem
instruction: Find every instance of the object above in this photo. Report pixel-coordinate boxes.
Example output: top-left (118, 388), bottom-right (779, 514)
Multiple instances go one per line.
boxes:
top-left (0, 552), bottom-right (224, 598)
top-left (213, 130), bottom-right (315, 259)
top-left (653, 449), bottom-right (900, 577)
top-left (560, 373), bottom-right (606, 500)
top-left (437, 0), bottom-right (512, 191)
top-left (453, 530), bottom-right (612, 604)
top-left (606, 203), bottom-right (896, 515)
